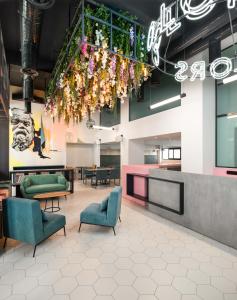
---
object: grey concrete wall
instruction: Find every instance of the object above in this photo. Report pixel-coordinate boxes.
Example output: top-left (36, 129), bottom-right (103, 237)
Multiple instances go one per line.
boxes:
top-left (148, 169), bottom-right (237, 250)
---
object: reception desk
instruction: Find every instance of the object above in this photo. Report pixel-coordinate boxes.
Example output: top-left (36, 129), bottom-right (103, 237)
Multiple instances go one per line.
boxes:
top-left (123, 165), bottom-right (237, 250)
top-left (122, 165), bottom-right (159, 204)
top-left (122, 163), bottom-right (181, 204)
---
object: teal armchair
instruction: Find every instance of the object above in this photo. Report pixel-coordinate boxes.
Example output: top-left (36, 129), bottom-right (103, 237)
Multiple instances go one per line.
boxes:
top-left (20, 174), bottom-right (69, 198)
top-left (79, 186), bottom-right (122, 235)
top-left (3, 197), bottom-right (66, 256)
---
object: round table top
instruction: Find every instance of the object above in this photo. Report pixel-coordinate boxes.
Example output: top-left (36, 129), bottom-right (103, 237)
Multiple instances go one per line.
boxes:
top-left (33, 191), bottom-right (71, 199)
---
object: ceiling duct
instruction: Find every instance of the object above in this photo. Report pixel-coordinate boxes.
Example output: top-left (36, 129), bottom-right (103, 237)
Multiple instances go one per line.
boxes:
top-left (20, 0), bottom-right (55, 113)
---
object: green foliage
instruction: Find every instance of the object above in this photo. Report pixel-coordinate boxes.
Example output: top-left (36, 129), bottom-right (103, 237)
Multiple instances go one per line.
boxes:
top-left (85, 5), bottom-right (94, 42)
top-left (47, 0), bottom-right (148, 96)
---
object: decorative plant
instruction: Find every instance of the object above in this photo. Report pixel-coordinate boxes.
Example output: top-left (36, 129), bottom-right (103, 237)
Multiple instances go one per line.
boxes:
top-left (45, 0), bottom-right (150, 123)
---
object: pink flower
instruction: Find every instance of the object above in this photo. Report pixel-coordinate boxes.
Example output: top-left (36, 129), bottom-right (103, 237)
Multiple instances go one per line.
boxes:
top-left (81, 36), bottom-right (88, 56)
top-left (129, 63), bottom-right (135, 80)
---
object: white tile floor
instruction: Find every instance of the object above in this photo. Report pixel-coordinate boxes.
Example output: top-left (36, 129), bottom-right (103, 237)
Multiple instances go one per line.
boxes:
top-left (1, 181), bottom-right (237, 300)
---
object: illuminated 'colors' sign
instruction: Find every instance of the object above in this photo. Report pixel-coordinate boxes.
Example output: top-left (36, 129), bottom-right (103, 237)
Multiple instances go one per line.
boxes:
top-left (147, 0), bottom-right (236, 82)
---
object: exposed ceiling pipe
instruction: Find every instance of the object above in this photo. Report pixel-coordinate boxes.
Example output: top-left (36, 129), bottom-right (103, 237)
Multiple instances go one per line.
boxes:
top-left (19, 0), bottom-right (55, 113)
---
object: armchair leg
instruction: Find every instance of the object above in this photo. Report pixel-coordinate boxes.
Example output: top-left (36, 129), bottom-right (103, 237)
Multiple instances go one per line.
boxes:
top-left (78, 223), bottom-right (82, 232)
top-left (63, 226), bottom-right (66, 236)
top-left (119, 216), bottom-right (121, 222)
top-left (33, 245), bottom-right (37, 257)
top-left (112, 227), bottom-right (116, 236)
top-left (3, 237), bottom-right (7, 248)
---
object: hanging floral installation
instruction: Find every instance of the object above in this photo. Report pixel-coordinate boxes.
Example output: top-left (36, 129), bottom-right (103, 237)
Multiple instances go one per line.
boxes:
top-left (45, 1), bottom-right (152, 123)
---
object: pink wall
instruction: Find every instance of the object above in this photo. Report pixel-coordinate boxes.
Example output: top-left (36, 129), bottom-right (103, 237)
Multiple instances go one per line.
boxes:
top-left (213, 168), bottom-right (237, 178)
top-left (122, 164), bottom-right (159, 205)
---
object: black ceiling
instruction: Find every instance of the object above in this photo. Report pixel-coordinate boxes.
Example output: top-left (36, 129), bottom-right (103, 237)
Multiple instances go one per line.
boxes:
top-left (1, 0), bottom-right (237, 76)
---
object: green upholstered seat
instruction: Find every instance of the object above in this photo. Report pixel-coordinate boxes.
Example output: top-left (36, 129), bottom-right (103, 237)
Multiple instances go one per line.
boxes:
top-left (81, 203), bottom-right (107, 225)
top-left (20, 174), bottom-right (69, 198)
top-left (3, 197), bottom-right (66, 256)
top-left (79, 186), bottom-right (122, 234)
top-left (25, 184), bottom-right (66, 194)
top-left (43, 213), bottom-right (66, 237)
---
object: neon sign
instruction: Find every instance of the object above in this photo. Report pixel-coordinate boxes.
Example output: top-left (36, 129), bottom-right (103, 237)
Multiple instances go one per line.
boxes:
top-left (147, 0), bottom-right (236, 81)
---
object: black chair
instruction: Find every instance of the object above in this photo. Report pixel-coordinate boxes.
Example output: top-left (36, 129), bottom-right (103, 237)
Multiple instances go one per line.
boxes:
top-left (83, 169), bottom-right (94, 184)
top-left (91, 169), bottom-right (110, 187)
top-left (109, 168), bottom-right (120, 185)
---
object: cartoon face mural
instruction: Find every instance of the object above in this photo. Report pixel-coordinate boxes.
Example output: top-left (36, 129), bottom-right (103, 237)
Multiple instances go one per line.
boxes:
top-left (11, 108), bottom-right (34, 151)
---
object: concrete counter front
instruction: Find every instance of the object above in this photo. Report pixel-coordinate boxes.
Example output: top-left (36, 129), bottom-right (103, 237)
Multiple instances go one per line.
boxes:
top-left (148, 169), bottom-right (237, 250)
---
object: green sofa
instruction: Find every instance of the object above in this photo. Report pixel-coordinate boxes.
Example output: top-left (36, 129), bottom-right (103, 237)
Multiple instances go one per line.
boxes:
top-left (3, 197), bottom-right (66, 256)
top-left (20, 174), bottom-right (69, 198)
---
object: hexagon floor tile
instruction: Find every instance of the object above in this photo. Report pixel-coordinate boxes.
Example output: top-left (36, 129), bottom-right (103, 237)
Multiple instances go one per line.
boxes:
top-left (1, 181), bottom-right (237, 299)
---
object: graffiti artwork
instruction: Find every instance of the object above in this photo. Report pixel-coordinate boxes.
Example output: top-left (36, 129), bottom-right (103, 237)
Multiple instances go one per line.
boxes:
top-left (10, 108), bottom-right (50, 159)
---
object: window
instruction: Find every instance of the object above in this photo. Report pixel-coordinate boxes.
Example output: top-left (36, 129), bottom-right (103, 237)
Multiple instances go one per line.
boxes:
top-left (100, 101), bottom-right (120, 127)
top-left (216, 44), bottom-right (237, 167)
top-left (129, 73), bottom-right (181, 121)
top-left (169, 149), bottom-right (174, 159)
top-left (174, 149), bottom-right (181, 159)
top-left (162, 148), bottom-right (181, 160)
top-left (162, 149), bottom-right (169, 160)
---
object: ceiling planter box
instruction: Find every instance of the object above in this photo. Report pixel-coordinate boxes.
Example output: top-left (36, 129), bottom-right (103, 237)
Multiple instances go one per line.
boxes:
top-left (45, 0), bottom-right (151, 124)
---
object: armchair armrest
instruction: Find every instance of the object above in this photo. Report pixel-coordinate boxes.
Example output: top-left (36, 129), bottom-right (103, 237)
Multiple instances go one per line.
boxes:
top-left (22, 177), bottom-right (32, 189)
top-left (58, 175), bottom-right (69, 190)
top-left (20, 177), bottom-right (32, 196)
top-left (58, 175), bottom-right (66, 185)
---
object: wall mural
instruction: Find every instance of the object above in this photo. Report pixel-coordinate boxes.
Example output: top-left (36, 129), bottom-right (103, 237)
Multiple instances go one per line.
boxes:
top-left (10, 99), bottom-right (66, 169)
top-left (11, 108), bottom-right (50, 159)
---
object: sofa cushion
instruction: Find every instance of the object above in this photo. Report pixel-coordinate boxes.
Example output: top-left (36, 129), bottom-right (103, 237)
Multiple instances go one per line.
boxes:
top-left (30, 174), bottom-right (58, 185)
top-left (42, 213), bottom-right (66, 237)
top-left (26, 184), bottom-right (66, 194)
top-left (100, 197), bottom-right (108, 211)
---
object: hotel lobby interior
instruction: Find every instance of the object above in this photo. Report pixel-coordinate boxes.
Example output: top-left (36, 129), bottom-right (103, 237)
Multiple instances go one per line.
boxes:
top-left (1, 0), bottom-right (237, 299)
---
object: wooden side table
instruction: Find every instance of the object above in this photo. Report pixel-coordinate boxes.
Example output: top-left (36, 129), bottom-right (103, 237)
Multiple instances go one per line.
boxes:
top-left (33, 191), bottom-right (71, 213)
top-left (0, 189), bottom-right (10, 202)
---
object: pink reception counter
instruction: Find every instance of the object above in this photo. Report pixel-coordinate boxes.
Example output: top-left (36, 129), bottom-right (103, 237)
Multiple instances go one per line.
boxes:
top-left (122, 164), bottom-right (180, 204)
top-left (122, 165), bottom-right (158, 205)
top-left (213, 168), bottom-right (237, 178)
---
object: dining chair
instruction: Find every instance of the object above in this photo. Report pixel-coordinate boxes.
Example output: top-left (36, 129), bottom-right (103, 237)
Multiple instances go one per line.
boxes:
top-left (91, 169), bottom-right (109, 187)
top-left (109, 168), bottom-right (120, 185)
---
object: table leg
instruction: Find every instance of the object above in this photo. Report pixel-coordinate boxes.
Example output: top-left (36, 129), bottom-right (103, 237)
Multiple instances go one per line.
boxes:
top-left (44, 197), bottom-right (61, 213)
